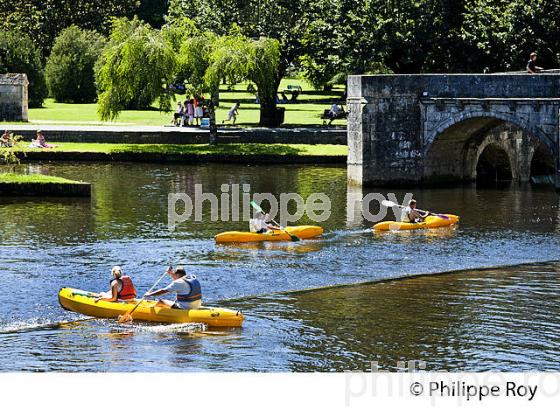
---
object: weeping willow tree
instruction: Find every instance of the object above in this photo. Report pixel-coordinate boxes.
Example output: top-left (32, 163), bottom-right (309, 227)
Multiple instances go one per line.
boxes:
top-left (204, 33), bottom-right (281, 126)
top-left (247, 37), bottom-right (281, 126)
top-left (169, 18), bottom-right (282, 128)
top-left (96, 17), bottom-right (176, 121)
top-left (96, 16), bottom-right (281, 126)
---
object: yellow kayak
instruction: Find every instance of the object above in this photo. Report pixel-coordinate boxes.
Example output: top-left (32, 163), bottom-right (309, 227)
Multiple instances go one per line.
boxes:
top-left (215, 225), bottom-right (324, 243)
top-left (373, 214), bottom-right (459, 231)
top-left (58, 288), bottom-right (244, 327)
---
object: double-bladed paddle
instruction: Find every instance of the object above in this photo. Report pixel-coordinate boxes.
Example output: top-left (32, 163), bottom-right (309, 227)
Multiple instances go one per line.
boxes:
top-left (381, 200), bottom-right (450, 220)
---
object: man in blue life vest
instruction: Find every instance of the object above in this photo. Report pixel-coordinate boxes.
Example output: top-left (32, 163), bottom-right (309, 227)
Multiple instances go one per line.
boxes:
top-left (145, 266), bottom-right (202, 309)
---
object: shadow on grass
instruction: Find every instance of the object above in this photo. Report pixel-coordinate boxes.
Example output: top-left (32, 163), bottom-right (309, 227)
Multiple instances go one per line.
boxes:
top-left (111, 144), bottom-right (305, 156)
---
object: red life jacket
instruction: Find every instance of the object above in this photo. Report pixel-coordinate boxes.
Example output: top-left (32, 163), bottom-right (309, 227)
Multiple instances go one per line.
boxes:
top-left (113, 276), bottom-right (137, 300)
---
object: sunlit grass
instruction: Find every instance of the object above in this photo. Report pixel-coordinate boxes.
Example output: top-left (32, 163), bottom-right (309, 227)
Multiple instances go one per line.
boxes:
top-left (0, 172), bottom-right (85, 184)
top-left (15, 142), bottom-right (347, 156)
top-left (17, 78), bottom-right (346, 127)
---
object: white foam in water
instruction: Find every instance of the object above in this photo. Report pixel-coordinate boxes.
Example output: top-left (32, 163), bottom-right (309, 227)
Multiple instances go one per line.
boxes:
top-left (113, 322), bottom-right (208, 333)
top-left (0, 318), bottom-right (59, 334)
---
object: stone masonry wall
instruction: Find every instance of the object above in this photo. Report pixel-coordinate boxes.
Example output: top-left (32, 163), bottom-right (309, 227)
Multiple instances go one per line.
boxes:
top-left (347, 74), bottom-right (560, 187)
top-left (0, 73), bottom-right (28, 121)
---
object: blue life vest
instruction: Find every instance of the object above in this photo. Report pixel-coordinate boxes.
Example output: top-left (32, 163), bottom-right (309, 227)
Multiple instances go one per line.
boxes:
top-left (176, 275), bottom-right (202, 302)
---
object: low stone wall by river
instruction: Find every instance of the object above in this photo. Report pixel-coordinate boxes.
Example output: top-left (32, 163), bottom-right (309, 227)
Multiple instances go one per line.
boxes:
top-left (8, 125), bottom-right (347, 145)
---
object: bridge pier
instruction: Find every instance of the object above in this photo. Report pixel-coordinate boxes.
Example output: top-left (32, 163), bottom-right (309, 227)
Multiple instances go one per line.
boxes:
top-left (347, 74), bottom-right (560, 189)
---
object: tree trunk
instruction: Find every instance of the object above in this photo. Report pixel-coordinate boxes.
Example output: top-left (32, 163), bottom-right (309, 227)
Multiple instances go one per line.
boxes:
top-left (211, 89), bottom-right (220, 107)
top-left (208, 101), bottom-right (218, 145)
top-left (259, 96), bottom-right (279, 127)
top-left (257, 74), bottom-right (283, 127)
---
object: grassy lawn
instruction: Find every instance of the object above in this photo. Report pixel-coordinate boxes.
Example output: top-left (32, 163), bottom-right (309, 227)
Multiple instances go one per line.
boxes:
top-left (0, 172), bottom-right (86, 184)
top-left (15, 78), bottom-right (346, 127)
top-left (16, 142), bottom-right (347, 156)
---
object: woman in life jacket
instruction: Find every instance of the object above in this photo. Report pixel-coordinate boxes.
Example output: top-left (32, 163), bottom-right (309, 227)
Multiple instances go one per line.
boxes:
top-left (145, 266), bottom-right (202, 309)
top-left (95, 266), bottom-right (137, 302)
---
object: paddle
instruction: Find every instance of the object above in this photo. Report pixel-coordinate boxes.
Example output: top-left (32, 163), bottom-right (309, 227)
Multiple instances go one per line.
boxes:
top-left (249, 200), bottom-right (300, 241)
top-left (381, 200), bottom-right (450, 220)
top-left (117, 269), bottom-right (169, 324)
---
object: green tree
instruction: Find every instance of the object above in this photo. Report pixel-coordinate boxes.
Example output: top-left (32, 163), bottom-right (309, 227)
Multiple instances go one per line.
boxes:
top-left (0, 31), bottom-right (47, 107)
top-left (168, 0), bottom-right (317, 122)
top-left (45, 26), bottom-right (105, 103)
top-left (461, 0), bottom-right (560, 72)
top-left (205, 34), bottom-right (281, 126)
top-left (0, 1), bottom-right (145, 57)
top-left (95, 17), bottom-right (176, 121)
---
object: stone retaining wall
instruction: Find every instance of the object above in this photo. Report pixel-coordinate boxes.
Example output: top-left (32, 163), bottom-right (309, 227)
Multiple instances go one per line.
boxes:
top-left (0, 73), bottom-right (28, 122)
top-left (19, 151), bottom-right (346, 165)
top-left (11, 126), bottom-right (347, 145)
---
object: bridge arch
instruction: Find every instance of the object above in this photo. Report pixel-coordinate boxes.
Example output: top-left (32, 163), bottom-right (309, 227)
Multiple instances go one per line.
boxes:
top-left (423, 110), bottom-right (557, 183)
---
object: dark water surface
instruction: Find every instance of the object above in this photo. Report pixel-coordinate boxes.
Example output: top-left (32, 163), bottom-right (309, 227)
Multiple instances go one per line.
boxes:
top-left (0, 162), bottom-right (558, 371)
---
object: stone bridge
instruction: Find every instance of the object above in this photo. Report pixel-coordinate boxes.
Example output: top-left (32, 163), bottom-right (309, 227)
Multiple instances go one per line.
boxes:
top-left (347, 74), bottom-right (560, 188)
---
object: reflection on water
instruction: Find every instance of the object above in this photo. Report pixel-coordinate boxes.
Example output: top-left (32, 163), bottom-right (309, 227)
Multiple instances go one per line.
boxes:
top-left (228, 261), bottom-right (560, 372)
top-left (0, 162), bottom-right (559, 371)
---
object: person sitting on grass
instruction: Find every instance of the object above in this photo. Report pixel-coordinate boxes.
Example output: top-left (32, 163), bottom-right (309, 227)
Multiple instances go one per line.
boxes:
top-left (95, 266), bottom-right (137, 302)
top-left (249, 211), bottom-right (279, 234)
top-left (29, 130), bottom-right (56, 149)
top-left (145, 266), bottom-right (202, 310)
top-left (0, 130), bottom-right (13, 147)
top-left (401, 199), bottom-right (429, 223)
top-left (222, 102), bottom-right (240, 125)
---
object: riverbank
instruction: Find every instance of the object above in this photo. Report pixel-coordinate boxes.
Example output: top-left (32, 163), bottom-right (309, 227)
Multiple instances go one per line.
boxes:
top-left (0, 173), bottom-right (91, 196)
top-left (13, 142), bottom-right (347, 164)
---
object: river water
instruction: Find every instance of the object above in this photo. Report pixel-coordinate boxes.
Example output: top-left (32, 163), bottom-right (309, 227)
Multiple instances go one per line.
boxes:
top-left (0, 162), bottom-right (558, 371)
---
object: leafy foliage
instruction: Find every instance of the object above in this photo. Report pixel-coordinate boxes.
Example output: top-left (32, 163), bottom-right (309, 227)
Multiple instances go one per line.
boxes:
top-left (0, 31), bottom-right (47, 107)
top-left (45, 26), bottom-right (106, 103)
top-left (95, 17), bottom-right (176, 120)
top-left (0, 134), bottom-right (24, 172)
top-left (0, 1), bottom-right (139, 57)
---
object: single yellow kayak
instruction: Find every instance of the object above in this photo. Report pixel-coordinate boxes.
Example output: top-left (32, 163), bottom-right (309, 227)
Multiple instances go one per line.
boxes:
top-left (215, 225), bottom-right (324, 243)
top-left (373, 214), bottom-right (459, 231)
top-left (58, 288), bottom-right (244, 327)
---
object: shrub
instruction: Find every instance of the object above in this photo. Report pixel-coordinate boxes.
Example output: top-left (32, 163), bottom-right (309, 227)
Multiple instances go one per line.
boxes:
top-left (45, 26), bottom-right (106, 103)
top-left (0, 31), bottom-right (47, 107)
